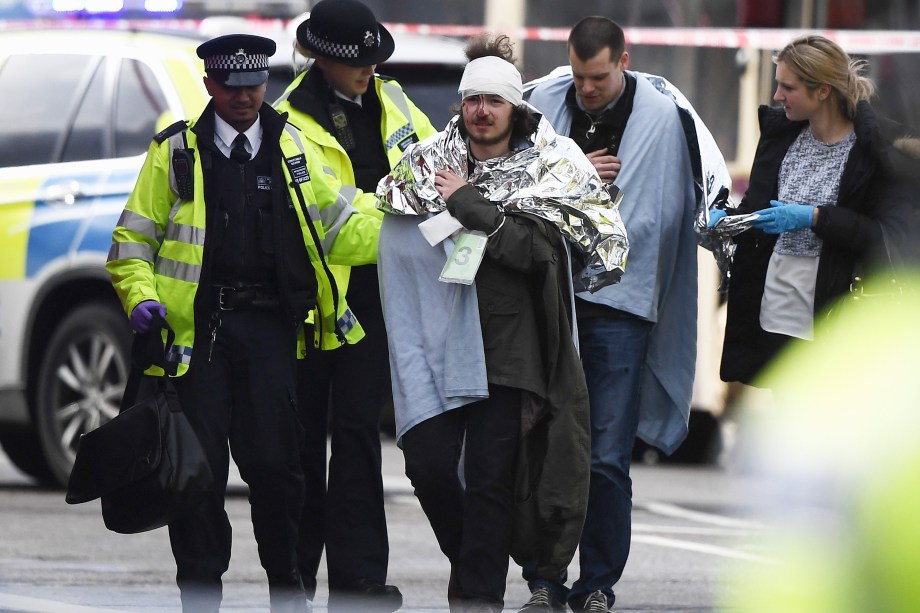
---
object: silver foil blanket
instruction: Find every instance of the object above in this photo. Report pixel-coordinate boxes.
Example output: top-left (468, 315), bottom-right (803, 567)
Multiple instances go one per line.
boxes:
top-left (376, 112), bottom-right (629, 293)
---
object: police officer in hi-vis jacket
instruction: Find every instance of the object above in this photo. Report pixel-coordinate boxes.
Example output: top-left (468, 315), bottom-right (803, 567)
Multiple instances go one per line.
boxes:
top-left (106, 33), bottom-right (379, 613)
top-left (274, 0), bottom-right (437, 610)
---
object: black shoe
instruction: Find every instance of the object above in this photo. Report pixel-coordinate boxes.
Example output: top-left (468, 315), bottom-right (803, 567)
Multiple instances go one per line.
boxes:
top-left (328, 579), bottom-right (403, 612)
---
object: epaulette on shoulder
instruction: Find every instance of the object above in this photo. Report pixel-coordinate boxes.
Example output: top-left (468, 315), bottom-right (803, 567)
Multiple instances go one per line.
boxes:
top-left (375, 73), bottom-right (396, 83)
top-left (153, 120), bottom-right (189, 144)
top-left (284, 119), bottom-right (304, 133)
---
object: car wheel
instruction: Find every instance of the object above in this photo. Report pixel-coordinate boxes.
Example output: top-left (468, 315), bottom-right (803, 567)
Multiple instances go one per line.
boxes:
top-left (0, 430), bottom-right (55, 483)
top-left (35, 303), bottom-right (132, 487)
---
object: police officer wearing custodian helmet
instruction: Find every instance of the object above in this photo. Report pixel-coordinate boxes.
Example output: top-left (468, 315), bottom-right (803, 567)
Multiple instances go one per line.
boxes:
top-left (106, 33), bottom-right (379, 613)
top-left (274, 0), bottom-right (437, 610)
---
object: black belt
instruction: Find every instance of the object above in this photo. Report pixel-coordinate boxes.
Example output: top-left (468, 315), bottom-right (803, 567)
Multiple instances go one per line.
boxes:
top-left (575, 297), bottom-right (641, 321)
top-left (212, 285), bottom-right (280, 311)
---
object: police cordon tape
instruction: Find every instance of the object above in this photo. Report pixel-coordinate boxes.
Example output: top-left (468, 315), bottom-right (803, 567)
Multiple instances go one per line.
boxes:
top-left (4, 18), bottom-right (920, 53)
top-left (384, 23), bottom-right (920, 54)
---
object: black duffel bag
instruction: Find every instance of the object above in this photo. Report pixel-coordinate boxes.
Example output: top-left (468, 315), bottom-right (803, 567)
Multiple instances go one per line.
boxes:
top-left (66, 314), bottom-right (213, 533)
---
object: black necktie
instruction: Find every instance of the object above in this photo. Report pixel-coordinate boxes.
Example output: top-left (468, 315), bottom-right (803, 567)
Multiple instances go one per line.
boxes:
top-left (230, 133), bottom-right (250, 162)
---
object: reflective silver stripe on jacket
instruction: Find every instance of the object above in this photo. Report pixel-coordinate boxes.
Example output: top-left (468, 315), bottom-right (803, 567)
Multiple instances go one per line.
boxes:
top-left (319, 195), bottom-right (359, 253)
top-left (165, 222), bottom-right (205, 247)
top-left (154, 257), bottom-right (201, 284)
top-left (283, 124), bottom-right (322, 223)
top-left (283, 122), bottom-right (358, 243)
top-left (380, 80), bottom-right (415, 151)
top-left (107, 241), bottom-right (156, 263)
top-left (107, 209), bottom-right (160, 263)
top-left (339, 184), bottom-right (359, 204)
top-left (115, 208), bottom-right (162, 243)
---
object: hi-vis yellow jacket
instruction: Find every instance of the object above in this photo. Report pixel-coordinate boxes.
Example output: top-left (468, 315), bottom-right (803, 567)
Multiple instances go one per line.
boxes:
top-left (274, 72), bottom-right (437, 339)
top-left (106, 106), bottom-right (380, 376)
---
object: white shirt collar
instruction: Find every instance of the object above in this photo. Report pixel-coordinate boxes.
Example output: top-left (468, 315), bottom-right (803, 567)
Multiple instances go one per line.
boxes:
top-left (335, 90), bottom-right (362, 107)
top-left (214, 113), bottom-right (264, 159)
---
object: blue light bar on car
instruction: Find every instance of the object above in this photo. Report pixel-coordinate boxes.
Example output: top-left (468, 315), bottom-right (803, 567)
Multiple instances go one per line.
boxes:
top-left (42, 0), bottom-right (180, 13)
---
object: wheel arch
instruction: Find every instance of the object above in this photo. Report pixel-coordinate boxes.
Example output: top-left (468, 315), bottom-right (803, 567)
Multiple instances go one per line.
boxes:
top-left (24, 267), bottom-right (126, 418)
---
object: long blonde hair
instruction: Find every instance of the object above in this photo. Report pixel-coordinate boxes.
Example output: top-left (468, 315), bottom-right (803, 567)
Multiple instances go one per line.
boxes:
top-left (774, 35), bottom-right (875, 120)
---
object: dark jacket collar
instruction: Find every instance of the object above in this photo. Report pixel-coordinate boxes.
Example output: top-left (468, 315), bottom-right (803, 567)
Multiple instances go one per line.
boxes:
top-left (286, 67), bottom-right (380, 136)
top-left (758, 101), bottom-right (884, 157)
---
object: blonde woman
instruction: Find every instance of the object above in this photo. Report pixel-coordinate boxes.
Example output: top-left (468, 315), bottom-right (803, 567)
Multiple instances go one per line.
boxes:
top-left (713, 35), bottom-right (918, 385)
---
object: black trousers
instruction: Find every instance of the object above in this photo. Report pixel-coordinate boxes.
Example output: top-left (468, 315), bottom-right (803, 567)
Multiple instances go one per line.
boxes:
top-left (401, 385), bottom-right (521, 609)
top-left (169, 309), bottom-right (305, 612)
top-left (296, 265), bottom-right (392, 596)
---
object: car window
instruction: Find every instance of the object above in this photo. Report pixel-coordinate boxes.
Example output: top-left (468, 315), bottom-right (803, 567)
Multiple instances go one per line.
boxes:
top-left (61, 59), bottom-right (107, 163)
top-left (115, 59), bottom-right (170, 158)
top-left (0, 53), bottom-right (93, 167)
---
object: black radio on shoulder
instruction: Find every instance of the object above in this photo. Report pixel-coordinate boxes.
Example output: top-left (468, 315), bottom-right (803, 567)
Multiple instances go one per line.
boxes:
top-left (172, 148), bottom-right (195, 201)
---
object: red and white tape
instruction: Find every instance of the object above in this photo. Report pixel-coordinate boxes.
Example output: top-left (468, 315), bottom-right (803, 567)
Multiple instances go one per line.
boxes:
top-left (384, 23), bottom-right (920, 54)
top-left (5, 18), bottom-right (920, 54)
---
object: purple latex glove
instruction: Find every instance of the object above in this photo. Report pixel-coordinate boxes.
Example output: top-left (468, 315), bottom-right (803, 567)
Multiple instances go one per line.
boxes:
top-left (130, 300), bottom-right (167, 333)
top-left (752, 200), bottom-right (815, 234)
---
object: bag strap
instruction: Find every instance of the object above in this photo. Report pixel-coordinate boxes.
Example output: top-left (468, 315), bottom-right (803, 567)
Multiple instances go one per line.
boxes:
top-left (121, 314), bottom-right (177, 411)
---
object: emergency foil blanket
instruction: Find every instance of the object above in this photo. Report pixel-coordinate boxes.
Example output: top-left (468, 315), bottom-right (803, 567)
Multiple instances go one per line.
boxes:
top-left (376, 111), bottom-right (629, 293)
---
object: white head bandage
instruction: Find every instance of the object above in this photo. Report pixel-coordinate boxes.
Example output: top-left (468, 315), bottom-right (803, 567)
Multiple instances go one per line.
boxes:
top-left (458, 56), bottom-right (524, 107)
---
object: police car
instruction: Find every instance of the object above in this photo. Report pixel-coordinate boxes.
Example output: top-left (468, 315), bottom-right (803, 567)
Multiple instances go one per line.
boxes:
top-left (0, 28), bottom-right (210, 486)
top-left (0, 24), bottom-right (467, 486)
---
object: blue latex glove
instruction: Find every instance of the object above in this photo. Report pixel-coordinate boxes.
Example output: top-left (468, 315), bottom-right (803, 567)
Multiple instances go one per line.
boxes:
top-left (752, 200), bottom-right (815, 234)
top-left (130, 300), bottom-right (167, 333)
top-left (707, 209), bottom-right (727, 228)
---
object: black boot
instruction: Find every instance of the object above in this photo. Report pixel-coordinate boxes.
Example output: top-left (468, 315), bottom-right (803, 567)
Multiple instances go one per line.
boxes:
top-left (328, 578), bottom-right (403, 612)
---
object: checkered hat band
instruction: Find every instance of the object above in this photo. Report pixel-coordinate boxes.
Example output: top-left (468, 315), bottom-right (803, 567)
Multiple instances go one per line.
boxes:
top-left (304, 28), bottom-right (379, 59)
top-left (204, 53), bottom-right (269, 72)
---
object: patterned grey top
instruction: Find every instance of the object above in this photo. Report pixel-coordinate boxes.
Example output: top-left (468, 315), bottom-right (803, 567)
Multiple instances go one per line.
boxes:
top-left (775, 127), bottom-right (856, 256)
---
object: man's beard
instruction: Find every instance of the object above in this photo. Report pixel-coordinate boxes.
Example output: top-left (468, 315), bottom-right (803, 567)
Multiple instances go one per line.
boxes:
top-left (463, 118), bottom-right (513, 148)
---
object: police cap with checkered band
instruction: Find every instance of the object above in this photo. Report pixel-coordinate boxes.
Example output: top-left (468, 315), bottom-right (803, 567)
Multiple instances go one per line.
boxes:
top-left (296, 0), bottom-right (395, 67)
top-left (196, 34), bottom-right (276, 87)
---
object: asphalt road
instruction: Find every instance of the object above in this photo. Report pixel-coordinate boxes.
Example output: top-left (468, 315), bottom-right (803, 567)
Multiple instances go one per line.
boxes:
top-left (0, 438), bottom-right (772, 612)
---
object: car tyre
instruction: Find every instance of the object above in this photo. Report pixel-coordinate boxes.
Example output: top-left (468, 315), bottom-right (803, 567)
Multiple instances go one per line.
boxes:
top-left (35, 302), bottom-right (132, 487)
top-left (0, 429), bottom-right (55, 483)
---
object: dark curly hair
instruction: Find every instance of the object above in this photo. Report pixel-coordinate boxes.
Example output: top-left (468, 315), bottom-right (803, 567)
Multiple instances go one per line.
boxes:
top-left (465, 32), bottom-right (517, 64)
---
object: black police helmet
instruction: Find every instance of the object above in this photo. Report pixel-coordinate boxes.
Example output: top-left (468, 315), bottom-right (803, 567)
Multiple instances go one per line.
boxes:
top-left (296, 0), bottom-right (395, 67)
top-left (196, 33), bottom-right (276, 87)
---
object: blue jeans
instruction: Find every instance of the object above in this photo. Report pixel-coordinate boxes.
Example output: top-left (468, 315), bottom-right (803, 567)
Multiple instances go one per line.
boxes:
top-left (525, 315), bottom-right (652, 609)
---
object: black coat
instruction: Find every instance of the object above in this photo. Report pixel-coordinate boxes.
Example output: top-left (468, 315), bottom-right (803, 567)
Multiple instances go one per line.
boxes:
top-left (721, 102), bottom-right (918, 384)
top-left (446, 184), bottom-right (591, 578)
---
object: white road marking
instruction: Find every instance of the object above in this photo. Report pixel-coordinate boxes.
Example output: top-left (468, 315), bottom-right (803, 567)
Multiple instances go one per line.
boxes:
top-left (639, 501), bottom-right (768, 529)
top-left (0, 592), bottom-right (134, 613)
top-left (633, 534), bottom-right (778, 565)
